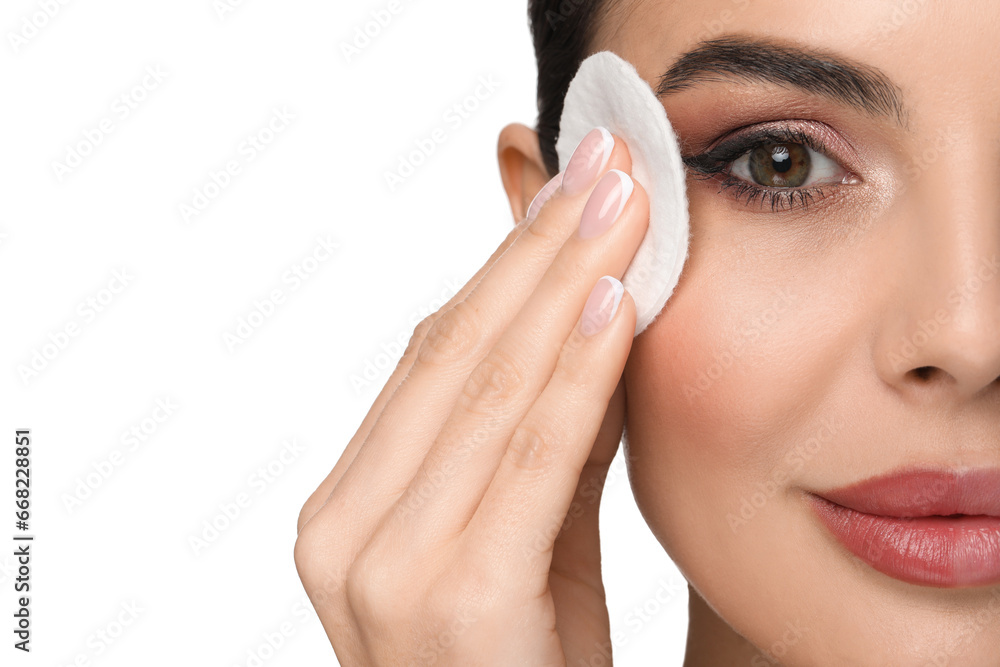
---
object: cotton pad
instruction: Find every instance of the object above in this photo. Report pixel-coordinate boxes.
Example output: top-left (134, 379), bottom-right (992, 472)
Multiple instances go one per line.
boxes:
top-left (556, 51), bottom-right (690, 336)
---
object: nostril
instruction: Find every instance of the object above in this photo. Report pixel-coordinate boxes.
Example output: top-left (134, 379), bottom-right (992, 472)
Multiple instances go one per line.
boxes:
top-left (912, 366), bottom-right (936, 381)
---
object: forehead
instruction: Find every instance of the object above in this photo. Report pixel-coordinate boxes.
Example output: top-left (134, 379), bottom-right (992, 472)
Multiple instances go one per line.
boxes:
top-left (596, 0), bottom-right (1000, 133)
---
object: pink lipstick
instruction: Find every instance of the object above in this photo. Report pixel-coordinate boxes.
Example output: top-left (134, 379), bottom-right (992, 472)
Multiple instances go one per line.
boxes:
top-left (809, 468), bottom-right (1000, 587)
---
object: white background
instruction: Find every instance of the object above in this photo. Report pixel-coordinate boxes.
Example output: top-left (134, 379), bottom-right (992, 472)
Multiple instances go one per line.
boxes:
top-left (2, 0), bottom-right (687, 664)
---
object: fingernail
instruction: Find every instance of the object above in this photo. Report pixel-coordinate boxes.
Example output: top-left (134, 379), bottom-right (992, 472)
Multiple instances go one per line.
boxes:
top-left (525, 170), bottom-right (564, 223)
top-left (562, 127), bottom-right (614, 196)
top-left (577, 170), bottom-right (633, 240)
top-left (581, 275), bottom-right (624, 337)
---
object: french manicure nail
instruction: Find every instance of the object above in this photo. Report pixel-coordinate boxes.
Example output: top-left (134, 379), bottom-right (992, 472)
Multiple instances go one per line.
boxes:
top-left (562, 127), bottom-right (614, 196)
top-left (525, 170), bottom-right (564, 223)
top-left (578, 170), bottom-right (633, 240)
top-left (581, 275), bottom-right (624, 337)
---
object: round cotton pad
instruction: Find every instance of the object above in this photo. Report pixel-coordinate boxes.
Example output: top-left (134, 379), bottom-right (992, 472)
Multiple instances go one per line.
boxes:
top-left (556, 51), bottom-right (690, 336)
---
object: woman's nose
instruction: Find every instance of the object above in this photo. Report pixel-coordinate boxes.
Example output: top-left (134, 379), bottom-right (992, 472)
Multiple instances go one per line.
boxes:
top-left (872, 130), bottom-right (1000, 403)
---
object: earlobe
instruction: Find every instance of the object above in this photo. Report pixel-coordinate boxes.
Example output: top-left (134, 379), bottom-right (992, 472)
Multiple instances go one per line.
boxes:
top-left (496, 122), bottom-right (552, 225)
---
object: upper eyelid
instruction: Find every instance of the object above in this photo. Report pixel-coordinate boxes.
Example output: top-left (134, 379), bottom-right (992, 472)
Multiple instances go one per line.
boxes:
top-left (706, 130), bottom-right (829, 167)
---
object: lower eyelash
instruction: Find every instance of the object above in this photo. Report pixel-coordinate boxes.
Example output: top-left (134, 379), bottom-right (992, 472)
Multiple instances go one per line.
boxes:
top-left (712, 173), bottom-right (829, 212)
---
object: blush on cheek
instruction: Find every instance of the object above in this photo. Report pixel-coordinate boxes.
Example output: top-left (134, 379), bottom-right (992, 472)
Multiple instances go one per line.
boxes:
top-left (621, 192), bottom-right (861, 557)
top-left (625, 297), bottom-right (748, 486)
top-left (625, 264), bottom-right (830, 486)
top-left (622, 286), bottom-right (817, 573)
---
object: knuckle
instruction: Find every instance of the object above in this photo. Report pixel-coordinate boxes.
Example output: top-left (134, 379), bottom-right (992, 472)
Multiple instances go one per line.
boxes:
top-left (505, 421), bottom-right (558, 472)
top-left (521, 213), bottom-right (561, 244)
top-left (296, 496), bottom-right (319, 535)
top-left (417, 300), bottom-right (481, 367)
top-left (294, 520), bottom-right (350, 609)
top-left (293, 521), bottom-right (321, 578)
top-left (403, 313), bottom-right (435, 361)
top-left (344, 546), bottom-right (405, 619)
top-left (461, 347), bottom-right (524, 409)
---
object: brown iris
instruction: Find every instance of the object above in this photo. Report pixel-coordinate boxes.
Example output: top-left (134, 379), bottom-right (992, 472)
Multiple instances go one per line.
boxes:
top-left (748, 143), bottom-right (811, 187)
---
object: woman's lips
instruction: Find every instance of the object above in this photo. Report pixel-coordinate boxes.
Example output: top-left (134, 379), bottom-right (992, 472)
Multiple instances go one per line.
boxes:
top-left (808, 469), bottom-right (1000, 587)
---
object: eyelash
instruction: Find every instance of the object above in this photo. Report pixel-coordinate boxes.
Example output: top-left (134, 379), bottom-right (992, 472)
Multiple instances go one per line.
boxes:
top-left (682, 126), bottom-right (848, 213)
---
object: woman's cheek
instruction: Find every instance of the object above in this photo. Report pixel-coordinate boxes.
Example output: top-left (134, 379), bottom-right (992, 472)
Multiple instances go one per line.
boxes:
top-left (622, 214), bottom-right (856, 552)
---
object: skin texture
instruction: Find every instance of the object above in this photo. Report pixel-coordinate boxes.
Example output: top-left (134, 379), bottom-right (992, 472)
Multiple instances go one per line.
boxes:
top-left (500, 0), bottom-right (1000, 664)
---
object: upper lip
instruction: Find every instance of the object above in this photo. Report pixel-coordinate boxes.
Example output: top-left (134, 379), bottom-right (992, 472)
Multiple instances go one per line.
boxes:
top-left (813, 468), bottom-right (1000, 518)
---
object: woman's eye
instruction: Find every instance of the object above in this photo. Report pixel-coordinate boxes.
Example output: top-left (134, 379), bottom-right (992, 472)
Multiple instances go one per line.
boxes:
top-left (729, 142), bottom-right (847, 189)
top-left (682, 128), bottom-right (861, 212)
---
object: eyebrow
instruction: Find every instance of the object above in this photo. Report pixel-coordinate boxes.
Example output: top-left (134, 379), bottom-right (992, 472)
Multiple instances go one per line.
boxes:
top-left (655, 34), bottom-right (909, 129)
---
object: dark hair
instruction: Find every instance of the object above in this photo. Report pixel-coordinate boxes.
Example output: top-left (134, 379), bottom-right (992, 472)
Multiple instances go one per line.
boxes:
top-left (528, 0), bottom-right (609, 179)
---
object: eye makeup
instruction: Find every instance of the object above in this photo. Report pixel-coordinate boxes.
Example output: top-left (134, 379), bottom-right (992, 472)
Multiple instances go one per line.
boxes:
top-left (682, 121), bottom-right (862, 213)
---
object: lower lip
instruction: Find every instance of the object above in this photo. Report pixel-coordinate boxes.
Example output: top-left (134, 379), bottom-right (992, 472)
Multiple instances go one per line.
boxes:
top-left (809, 495), bottom-right (1000, 587)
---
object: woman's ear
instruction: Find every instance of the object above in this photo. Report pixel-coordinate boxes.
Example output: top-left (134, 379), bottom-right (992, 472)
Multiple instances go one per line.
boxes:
top-left (497, 122), bottom-right (553, 225)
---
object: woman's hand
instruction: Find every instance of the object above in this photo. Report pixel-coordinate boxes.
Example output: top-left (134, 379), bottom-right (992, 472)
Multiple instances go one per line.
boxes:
top-left (294, 128), bottom-right (649, 665)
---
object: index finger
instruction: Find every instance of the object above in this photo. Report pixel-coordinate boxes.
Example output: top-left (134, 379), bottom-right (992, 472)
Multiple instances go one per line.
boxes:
top-left (296, 205), bottom-right (540, 533)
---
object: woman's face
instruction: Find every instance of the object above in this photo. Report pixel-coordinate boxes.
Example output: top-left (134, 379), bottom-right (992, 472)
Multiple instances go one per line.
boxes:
top-left (612, 0), bottom-right (1000, 663)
